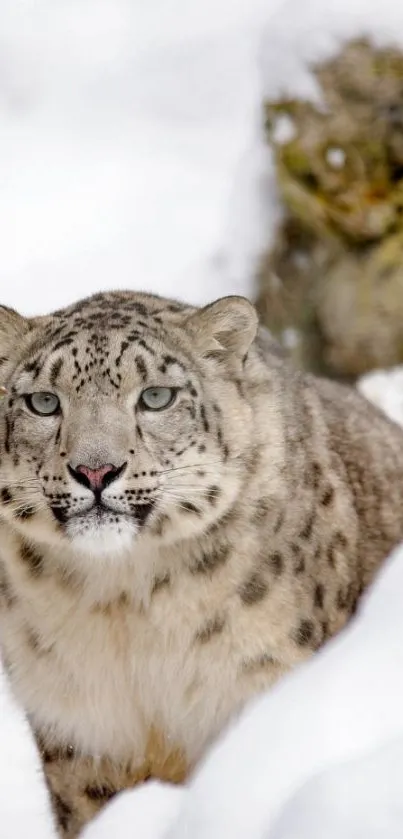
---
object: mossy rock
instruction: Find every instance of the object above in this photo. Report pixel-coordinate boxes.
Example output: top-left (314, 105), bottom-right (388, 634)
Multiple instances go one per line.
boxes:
top-left (316, 231), bottom-right (403, 377)
top-left (256, 219), bottom-right (329, 376)
top-left (258, 38), bottom-right (403, 378)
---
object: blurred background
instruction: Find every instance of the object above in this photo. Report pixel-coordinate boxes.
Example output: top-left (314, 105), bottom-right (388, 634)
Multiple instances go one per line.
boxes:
top-left (3, 0), bottom-right (403, 386)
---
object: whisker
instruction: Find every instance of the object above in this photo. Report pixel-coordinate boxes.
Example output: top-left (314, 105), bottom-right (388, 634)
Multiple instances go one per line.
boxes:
top-left (157, 460), bottom-right (225, 475)
top-left (1, 494), bottom-right (46, 506)
top-left (174, 502), bottom-right (204, 514)
top-left (0, 490), bottom-right (47, 510)
top-left (0, 503), bottom-right (47, 517)
top-left (0, 493), bottom-right (44, 505)
top-left (165, 485), bottom-right (222, 495)
top-left (158, 490), bottom-right (221, 504)
top-left (0, 478), bottom-right (42, 488)
top-left (157, 489), bottom-right (196, 500)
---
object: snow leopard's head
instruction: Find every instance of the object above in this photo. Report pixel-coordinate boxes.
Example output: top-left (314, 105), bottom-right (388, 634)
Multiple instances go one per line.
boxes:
top-left (0, 291), bottom-right (257, 564)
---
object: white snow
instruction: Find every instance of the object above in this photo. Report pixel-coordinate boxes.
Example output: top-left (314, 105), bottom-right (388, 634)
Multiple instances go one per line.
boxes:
top-left (0, 0), bottom-right (282, 315)
top-left (325, 147), bottom-right (347, 169)
top-left (82, 783), bottom-right (183, 839)
top-left (358, 367), bottom-right (403, 428)
top-left (270, 114), bottom-right (297, 145)
top-left (270, 735), bottom-right (403, 839)
top-left (2, 0), bottom-right (403, 837)
top-left (0, 668), bottom-right (55, 839)
top-left (260, 0), bottom-right (403, 105)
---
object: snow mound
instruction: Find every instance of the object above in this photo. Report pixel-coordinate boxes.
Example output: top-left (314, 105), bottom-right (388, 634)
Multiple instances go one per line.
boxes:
top-left (260, 0), bottom-right (403, 104)
top-left (0, 669), bottom-right (55, 839)
top-left (358, 367), bottom-right (403, 428)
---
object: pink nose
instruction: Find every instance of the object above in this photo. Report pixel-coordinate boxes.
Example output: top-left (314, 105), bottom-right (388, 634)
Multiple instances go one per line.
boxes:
top-left (75, 464), bottom-right (115, 491)
top-left (68, 462), bottom-right (126, 493)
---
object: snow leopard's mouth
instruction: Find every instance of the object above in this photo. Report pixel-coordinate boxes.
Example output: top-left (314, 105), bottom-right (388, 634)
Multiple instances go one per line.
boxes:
top-left (50, 500), bottom-right (154, 528)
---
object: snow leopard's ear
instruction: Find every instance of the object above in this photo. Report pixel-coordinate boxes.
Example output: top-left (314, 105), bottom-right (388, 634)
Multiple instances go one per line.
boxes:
top-left (185, 296), bottom-right (258, 360)
top-left (0, 305), bottom-right (33, 371)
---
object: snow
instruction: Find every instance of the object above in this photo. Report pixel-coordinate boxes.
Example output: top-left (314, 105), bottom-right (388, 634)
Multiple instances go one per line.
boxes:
top-left (0, 0), bottom-right (282, 316)
top-left (82, 783), bottom-right (183, 839)
top-left (260, 0), bottom-right (403, 104)
top-left (2, 0), bottom-right (403, 837)
top-left (0, 671), bottom-right (55, 839)
top-left (325, 147), bottom-right (347, 170)
top-left (270, 736), bottom-right (403, 839)
top-left (358, 367), bottom-right (403, 428)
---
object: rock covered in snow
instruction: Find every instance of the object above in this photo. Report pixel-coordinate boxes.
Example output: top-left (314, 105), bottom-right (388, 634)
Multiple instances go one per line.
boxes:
top-left (257, 9), bottom-right (403, 377)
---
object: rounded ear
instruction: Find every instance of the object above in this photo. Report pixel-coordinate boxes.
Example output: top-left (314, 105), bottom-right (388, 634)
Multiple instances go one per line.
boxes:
top-left (185, 296), bottom-right (258, 360)
top-left (0, 305), bottom-right (32, 368)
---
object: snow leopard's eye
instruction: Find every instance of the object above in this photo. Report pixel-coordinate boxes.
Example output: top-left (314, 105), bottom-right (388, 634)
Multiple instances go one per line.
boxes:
top-left (24, 392), bottom-right (60, 416)
top-left (139, 387), bottom-right (176, 411)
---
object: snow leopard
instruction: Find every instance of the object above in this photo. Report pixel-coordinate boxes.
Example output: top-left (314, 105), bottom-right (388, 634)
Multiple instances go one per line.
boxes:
top-left (1, 290), bottom-right (403, 837)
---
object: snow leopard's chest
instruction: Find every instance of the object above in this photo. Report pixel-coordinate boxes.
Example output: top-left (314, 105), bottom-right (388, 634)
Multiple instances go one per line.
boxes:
top-left (1, 563), bottom-right (290, 772)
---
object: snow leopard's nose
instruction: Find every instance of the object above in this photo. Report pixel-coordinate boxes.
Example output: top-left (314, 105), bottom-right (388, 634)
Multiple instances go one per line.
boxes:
top-left (68, 462), bottom-right (127, 492)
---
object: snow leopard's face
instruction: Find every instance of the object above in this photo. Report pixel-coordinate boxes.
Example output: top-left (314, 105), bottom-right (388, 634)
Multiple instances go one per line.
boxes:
top-left (0, 291), bottom-right (256, 560)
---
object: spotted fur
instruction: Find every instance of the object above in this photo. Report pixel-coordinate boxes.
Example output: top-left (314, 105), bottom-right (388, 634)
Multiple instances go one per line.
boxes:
top-left (1, 290), bottom-right (403, 837)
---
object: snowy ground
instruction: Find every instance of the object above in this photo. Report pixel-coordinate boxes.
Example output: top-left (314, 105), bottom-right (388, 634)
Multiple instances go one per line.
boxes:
top-left (2, 0), bottom-right (403, 836)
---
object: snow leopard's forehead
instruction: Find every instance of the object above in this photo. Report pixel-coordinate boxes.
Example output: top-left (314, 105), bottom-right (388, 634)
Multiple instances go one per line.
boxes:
top-left (52, 289), bottom-right (192, 329)
top-left (13, 291), bottom-right (198, 394)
